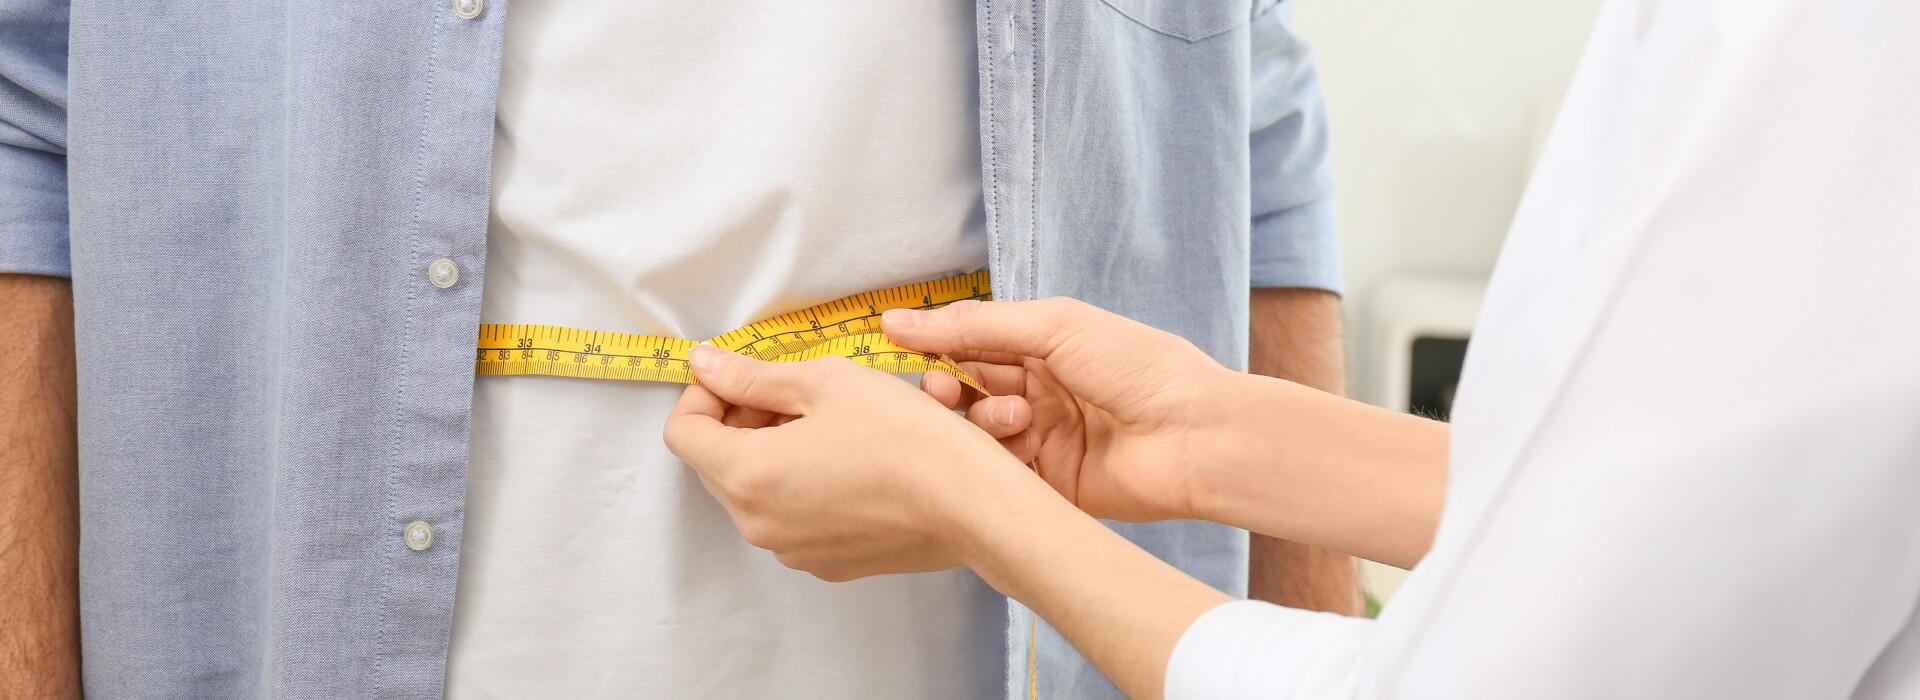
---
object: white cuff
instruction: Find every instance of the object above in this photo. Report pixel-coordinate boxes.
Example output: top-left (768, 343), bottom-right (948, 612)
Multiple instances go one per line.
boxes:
top-left (1165, 600), bottom-right (1373, 700)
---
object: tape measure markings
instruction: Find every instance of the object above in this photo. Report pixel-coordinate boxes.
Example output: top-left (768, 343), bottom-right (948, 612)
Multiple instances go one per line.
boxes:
top-left (477, 271), bottom-right (990, 392)
top-left (716, 297), bottom-right (985, 361)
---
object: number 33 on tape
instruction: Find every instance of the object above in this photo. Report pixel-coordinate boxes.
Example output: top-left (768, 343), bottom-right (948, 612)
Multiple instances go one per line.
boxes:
top-left (475, 271), bottom-right (990, 394)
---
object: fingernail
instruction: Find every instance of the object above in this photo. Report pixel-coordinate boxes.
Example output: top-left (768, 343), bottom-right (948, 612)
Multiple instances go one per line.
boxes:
top-left (882, 308), bottom-right (927, 329)
top-left (688, 344), bottom-right (730, 374)
top-left (993, 400), bottom-right (1016, 426)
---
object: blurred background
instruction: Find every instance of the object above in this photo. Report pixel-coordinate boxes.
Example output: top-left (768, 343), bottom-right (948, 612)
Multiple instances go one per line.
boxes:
top-left (1293, 0), bottom-right (1605, 605)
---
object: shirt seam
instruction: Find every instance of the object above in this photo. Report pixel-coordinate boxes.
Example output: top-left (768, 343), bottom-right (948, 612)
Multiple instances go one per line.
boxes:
top-left (375, 5), bottom-right (447, 693)
top-left (1027, 0), bottom-right (1041, 300)
top-left (975, 2), bottom-right (1012, 692)
top-left (984, 1), bottom-right (1003, 297)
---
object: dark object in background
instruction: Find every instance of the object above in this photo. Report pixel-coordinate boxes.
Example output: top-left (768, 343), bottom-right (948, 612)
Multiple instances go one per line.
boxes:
top-left (1408, 336), bottom-right (1469, 421)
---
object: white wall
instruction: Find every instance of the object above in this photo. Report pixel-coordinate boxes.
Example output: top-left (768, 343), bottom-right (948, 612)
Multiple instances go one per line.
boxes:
top-left (1297, 0), bottom-right (1604, 403)
top-left (1293, 0), bottom-right (1605, 602)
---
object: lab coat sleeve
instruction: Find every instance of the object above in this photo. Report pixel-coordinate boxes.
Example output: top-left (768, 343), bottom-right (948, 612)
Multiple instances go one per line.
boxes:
top-left (1247, 0), bottom-right (1342, 294)
top-left (0, 0), bottom-right (71, 278)
top-left (1165, 600), bottom-right (1373, 700)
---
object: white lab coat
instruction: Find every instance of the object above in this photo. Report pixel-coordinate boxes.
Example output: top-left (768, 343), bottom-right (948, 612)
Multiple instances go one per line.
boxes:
top-left (1165, 0), bottom-right (1920, 697)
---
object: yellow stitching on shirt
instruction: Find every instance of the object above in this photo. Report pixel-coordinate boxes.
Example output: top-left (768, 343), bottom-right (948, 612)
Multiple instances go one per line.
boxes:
top-left (1029, 615), bottom-right (1039, 700)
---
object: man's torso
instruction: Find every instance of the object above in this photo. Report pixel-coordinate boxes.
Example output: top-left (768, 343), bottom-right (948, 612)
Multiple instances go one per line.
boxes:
top-left (448, 1), bottom-right (996, 696)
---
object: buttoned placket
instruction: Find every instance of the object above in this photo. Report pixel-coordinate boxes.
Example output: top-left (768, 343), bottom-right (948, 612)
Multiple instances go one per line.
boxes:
top-left (376, 0), bottom-right (507, 696)
top-left (974, 2), bottom-right (1044, 699)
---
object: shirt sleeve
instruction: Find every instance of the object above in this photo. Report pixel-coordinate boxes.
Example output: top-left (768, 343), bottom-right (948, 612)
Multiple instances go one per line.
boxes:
top-left (1165, 600), bottom-right (1373, 700)
top-left (0, 0), bottom-right (72, 278)
top-left (1248, 0), bottom-right (1341, 294)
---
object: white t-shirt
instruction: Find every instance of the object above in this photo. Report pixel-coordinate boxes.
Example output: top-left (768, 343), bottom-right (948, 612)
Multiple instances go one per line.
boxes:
top-left (1165, 0), bottom-right (1920, 697)
top-left (447, 2), bottom-right (996, 697)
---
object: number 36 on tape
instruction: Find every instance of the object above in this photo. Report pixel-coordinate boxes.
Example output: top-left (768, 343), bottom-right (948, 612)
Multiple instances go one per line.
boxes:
top-left (475, 271), bottom-right (990, 394)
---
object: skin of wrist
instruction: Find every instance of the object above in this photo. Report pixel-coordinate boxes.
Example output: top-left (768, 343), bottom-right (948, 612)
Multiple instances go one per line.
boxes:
top-left (1183, 369), bottom-right (1447, 568)
top-left (939, 443), bottom-right (1050, 564)
top-left (950, 458), bottom-right (1090, 595)
top-left (1184, 367), bottom-right (1282, 524)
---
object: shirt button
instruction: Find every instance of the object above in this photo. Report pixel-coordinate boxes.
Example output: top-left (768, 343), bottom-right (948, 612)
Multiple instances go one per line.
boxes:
top-left (453, 0), bottom-right (483, 20)
top-left (404, 521), bottom-right (435, 551)
top-left (427, 258), bottom-right (460, 288)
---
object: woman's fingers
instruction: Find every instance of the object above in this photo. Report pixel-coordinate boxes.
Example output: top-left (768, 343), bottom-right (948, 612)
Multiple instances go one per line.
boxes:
top-left (942, 349), bottom-right (1030, 367)
top-left (999, 430), bottom-right (1037, 464)
top-left (663, 384), bottom-right (755, 470)
top-left (883, 298), bottom-right (1107, 361)
top-left (688, 344), bottom-right (825, 415)
top-left (964, 361), bottom-right (1029, 397)
top-left (677, 348), bottom-right (868, 467)
top-left (966, 395), bottom-right (1032, 439)
top-left (723, 404), bottom-right (783, 429)
top-left (921, 370), bottom-right (965, 408)
top-left (925, 373), bottom-right (1037, 458)
top-left (923, 361), bottom-right (1029, 410)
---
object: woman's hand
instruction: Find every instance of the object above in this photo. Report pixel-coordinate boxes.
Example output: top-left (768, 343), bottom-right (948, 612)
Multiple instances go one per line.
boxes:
top-left (664, 346), bottom-right (1046, 582)
top-left (661, 296), bottom-right (1442, 700)
top-left (663, 331), bottom-right (1237, 700)
top-left (885, 298), bottom-right (1243, 523)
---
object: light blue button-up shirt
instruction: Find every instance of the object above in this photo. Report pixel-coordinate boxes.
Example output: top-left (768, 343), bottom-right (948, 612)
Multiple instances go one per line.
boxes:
top-left (0, 0), bottom-right (1338, 696)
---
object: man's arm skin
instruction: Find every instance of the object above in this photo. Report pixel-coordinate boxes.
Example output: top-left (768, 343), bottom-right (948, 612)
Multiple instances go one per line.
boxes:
top-left (0, 274), bottom-right (81, 699)
top-left (1247, 287), bottom-right (1366, 615)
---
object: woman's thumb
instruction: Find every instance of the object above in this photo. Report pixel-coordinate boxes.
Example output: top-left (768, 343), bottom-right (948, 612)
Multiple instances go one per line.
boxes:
top-left (687, 345), bottom-right (819, 415)
top-left (882, 298), bottom-right (1098, 360)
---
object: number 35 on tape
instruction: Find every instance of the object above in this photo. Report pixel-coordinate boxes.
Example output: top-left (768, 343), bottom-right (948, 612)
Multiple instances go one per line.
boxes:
top-left (475, 271), bottom-right (990, 394)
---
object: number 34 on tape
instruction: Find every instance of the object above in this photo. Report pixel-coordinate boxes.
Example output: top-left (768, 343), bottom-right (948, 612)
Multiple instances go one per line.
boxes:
top-left (475, 271), bottom-right (990, 394)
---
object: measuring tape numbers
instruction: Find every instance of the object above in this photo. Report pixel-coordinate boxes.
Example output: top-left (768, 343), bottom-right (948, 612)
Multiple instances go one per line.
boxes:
top-left (475, 270), bottom-right (991, 393)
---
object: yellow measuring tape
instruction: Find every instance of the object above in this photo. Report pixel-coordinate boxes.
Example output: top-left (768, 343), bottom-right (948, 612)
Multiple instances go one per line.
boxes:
top-left (475, 271), bottom-right (990, 392)
top-left (476, 269), bottom-right (1032, 698)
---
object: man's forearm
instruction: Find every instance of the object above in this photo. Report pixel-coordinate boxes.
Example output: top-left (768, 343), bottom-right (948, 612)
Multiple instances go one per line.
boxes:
top-left (0, 274), bottom-right (81, 698)
top-left (1247, 288), bottom-right (1365, 615)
